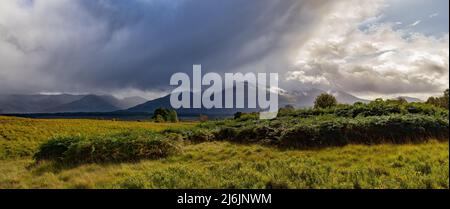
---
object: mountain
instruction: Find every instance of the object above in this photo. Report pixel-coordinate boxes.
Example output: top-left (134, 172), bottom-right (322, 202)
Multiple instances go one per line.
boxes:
top-left (45, 95), bottom-right (123, 113)
top-left (0, 94), bottom-right (84, 113)
top-left (279, 88), bottom-right (369, 108)
top-left (126, 92), bottom-right (250, 115)
top-left (44, 95), bottom-right (148, 113)
top-left (0, 94), bottom-right (147, 113)
top-left (126, 88), bottom-right (369, 115)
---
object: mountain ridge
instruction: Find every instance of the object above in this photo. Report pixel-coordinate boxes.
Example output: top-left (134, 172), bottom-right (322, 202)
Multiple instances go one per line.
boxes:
top-left (0, 94), bottom-right (146, 114)
top-left (126, 88), bottom-right (370, 115)
top-left (0, 90), bottom-right (423, 115)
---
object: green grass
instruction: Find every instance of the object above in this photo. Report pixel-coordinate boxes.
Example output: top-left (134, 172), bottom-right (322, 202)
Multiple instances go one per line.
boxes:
top-left (0, 116), bottom-right (195, 159)
top-left (0, 116), bottom-right (448, 189)
top-left (0, 141), bottom-right (448, 189)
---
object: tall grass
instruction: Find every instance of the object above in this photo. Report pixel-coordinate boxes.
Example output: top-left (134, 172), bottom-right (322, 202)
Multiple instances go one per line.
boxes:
top-left (1, 141), bottom-right (448, 189)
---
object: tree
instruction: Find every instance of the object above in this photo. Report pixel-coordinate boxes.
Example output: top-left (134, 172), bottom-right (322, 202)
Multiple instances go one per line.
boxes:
top-left (314, 93), bottom-right (337, 109)
top-left (426, 96), bottom-right (439, 106)
top-left (167, 109), bottom-right (179, 122)
top-left (152, 107), bottom-right (178, 122)
top-left (442, 89), bottom-right (449, 109)
top-left (426, 89), bottom-right (449, 110)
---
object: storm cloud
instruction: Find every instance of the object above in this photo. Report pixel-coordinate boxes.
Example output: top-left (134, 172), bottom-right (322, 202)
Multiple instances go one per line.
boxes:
top-left (0, 0), bottom-right (448, 99)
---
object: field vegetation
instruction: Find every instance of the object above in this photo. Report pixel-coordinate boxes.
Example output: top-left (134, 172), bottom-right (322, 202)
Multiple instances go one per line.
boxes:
top-left (0, 116), bottom-right (193, 159)
top-left (0, 96), bottom-right (448, 188)
top-left (0, 141), bottom-right (448, 189)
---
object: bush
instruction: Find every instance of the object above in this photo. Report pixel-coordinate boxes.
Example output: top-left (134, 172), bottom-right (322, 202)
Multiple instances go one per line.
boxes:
top-left (193, 100), bottom-right (448, 149)
top-left (188, 129), bottom-right (215, 142)
top-left (34, 131), bottom-right (181, 164)
top-left (234, 112), bottom-right (259, 121)
top-left (33, 135), bottom-right (85, 161)
top-left (427, 89), bottom-right (449, 110)
top-left (152, 107), bottom-right (178, 122)
top-left (314, 93), bottom-right (337, 109)
top-left (279, 100), bottom-right (447, 118)
top-left (216, 127), bottom-right (238, 140)
top-left (279, 115), bottom-right (449, 148)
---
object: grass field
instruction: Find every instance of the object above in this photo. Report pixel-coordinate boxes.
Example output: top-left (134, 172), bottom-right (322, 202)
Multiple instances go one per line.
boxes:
top-left (0, 116), bottom-right (448, 189)
top-left (0, 116), bottom-right (195, 159)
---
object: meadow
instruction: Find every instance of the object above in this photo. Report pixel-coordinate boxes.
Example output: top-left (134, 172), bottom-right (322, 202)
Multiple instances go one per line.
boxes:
top-left (0, 116), bottom-right (194, 159)
top-left (0, 100), bottom-right (448, 189)
top-left (0, 141), bottom-right (448, 189)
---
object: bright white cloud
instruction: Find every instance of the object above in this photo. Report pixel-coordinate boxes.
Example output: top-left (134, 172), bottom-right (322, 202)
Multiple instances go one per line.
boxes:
top-left (286, 0), bottom-right (449, 98)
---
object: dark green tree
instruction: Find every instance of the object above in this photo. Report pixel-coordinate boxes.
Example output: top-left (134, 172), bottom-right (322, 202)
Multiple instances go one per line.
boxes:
top-left (152, 107), bottom-right (178, 122)
top-left (314, 93), bottom-right (338, 109)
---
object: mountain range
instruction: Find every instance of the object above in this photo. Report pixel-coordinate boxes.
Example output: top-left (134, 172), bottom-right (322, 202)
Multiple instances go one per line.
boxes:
top-left (0, 94), bottom-right (146, 114)
top-left (126, 88), bottom-right (370, 115)
top-left (0, 89), bottom-right (422, 115)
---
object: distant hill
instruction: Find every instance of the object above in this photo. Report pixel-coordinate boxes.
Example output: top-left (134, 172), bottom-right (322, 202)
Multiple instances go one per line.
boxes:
top-left (279, 88), bottom-right (369, 108)
top-left (1, 90), bottom-right (421, 115)
top-left (126, 92), bottom-right (251, 115)
top-left (0, 94), bottom-right (84, 113)
top-left (0, 94), bottom-right (146, 113)
top-left (126, 88), bottom-right (369, 115)
top-left (45, 95), bottom-right (122, 113)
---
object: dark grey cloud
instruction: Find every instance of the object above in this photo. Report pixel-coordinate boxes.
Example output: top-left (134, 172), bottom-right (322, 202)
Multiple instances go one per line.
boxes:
top-left (0, 0), bottom-right (329, 96)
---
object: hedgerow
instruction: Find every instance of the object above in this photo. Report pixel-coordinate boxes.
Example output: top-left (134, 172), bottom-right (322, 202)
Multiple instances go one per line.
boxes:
top-left (279, 115), bottom-right (449, 148)
top-left (278, 100), bottom-right (448, 118)
top-left (34, 131), bottom-right (180, 163)
top-left (196, 109), bottom-right (448, 148)
top-left (32, 100), bottom-right (450, 163)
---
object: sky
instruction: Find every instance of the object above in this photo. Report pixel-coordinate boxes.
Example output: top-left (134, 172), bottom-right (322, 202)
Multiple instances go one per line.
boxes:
top-left (0, 0), bottom-right (448, 100)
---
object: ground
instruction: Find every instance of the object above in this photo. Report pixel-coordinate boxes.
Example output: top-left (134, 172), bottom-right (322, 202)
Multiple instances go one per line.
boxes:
top-left (0, 116), bottom-right (448, 189)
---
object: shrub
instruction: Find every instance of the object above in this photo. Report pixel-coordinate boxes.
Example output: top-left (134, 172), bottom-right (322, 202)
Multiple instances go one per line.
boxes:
top-left (216, 127), bottom-right (238, 140)
top-left (162, 127), bottom-right (216, 142)
top-left (34, 131), bottom-right (180, 164)
top-left (279, 100), bottom-right (447, 118)
top-left (152, 107), bottom-right (178, 122)
top-left (279, 115), bottom-right (449, 148)
top-left (234, 112), bottom-right (259, 121)
top-left (188, 129), bottom-right (215, 142)
top-left (196, 100), bottom-right (448, 148)
top-left (427, 89), bottom-right (449, 110)
top-left (33, 135), bottom-right (84, 161)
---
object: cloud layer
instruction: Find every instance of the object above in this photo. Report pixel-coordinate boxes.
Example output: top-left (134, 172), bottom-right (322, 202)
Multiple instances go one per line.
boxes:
top-left (0, 0), bottom-right (448, 99)
top-left (286, 0), bottom-right (449, 98)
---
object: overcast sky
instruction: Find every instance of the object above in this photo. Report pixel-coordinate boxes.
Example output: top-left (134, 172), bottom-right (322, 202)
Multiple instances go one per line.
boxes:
top-left (0, 0), bottom-right (448, 99)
